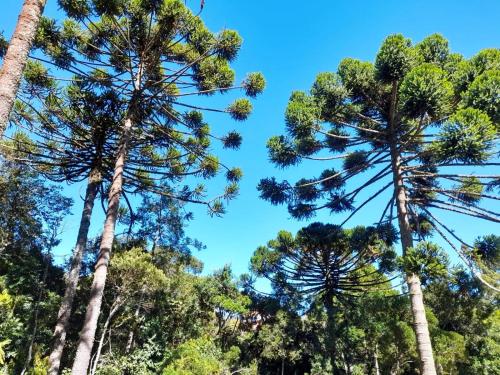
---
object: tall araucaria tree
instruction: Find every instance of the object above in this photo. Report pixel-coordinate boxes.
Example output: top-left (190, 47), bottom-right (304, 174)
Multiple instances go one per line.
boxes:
top-left (0, 0), bottom-right (47, 136)
top-left (2, 62), bottom-right (124, 374)
top-left (27, 1), bottom-right (264, 373)
top-left (251, 223), bottom-right (397, 372)
top-left (258, 34), bottom-right (499, 375)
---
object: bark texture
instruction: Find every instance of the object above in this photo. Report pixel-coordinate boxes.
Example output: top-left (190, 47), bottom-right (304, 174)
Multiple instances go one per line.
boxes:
top-left (71, 118), bottom-right (133, 375)
top-left (391, 154), bottom-right (437, 375)
top-left (0, 0), bottom-right (46, 136)
top-left (48, 170), bottom-right (101, 375)
top-left (388, 82), bottom-right (437, 375)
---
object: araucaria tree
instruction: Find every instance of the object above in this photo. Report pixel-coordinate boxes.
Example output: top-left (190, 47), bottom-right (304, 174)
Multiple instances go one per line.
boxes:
top-left (258, 34), bottom-right (499, 374)
top-left (0, 0), bottom-right (47, 135)
top-left (251, 223), bottom-right (396, 372)
top-left (27, 0), bottom-right (264, 373)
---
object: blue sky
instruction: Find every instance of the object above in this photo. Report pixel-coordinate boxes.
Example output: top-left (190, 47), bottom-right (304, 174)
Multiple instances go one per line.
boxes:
top-left (1, 0), bottom-right (499, 277)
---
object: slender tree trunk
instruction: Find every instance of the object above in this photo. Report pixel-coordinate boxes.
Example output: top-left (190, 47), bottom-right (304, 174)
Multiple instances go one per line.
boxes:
top-left (125, 291), bottom-right (143, 354)
top-left (48, 169), bottom-right (101, 375)
top-left (71, 117), bottom-right (133, 375)
top-left (324, 294), bottom-right (338, 374)
top-left (388, 82), bottom-right (437, 375)
top-left (89, 298), bottom-right (121, 375)
top-left (373, 344), bottom-right (380, 375)
top-left (281, 358), bottom-right (284, 375)
top-left (0, 0), bottom-right (46, 136)
top-left (390, 152), bottom-right (436, 375)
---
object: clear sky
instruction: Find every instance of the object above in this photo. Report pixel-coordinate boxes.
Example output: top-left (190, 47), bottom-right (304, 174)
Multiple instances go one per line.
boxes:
top-left (1, 0), bottom-right (499, 277)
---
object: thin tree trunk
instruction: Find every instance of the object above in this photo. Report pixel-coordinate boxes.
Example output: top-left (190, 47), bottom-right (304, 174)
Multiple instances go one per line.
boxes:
top-left (373, 344), bottom-right (380, 375)
top-left (388, 82), bottom-right (437, 375)
top-left (89, 298), bottom-right (122, 375)
top-left (324, 294), bottom-right (338, 374)
top-left (281, 358), bottom-right (284, 375)
top-left (125, 291), bottom-right (143, 354)
top-left (71, 117), bottom-right (133, 375)
top-left (48, 169), bottom-right (101, 375)
top-left (391, 152), bottom-right (436, 375)
top-left (0, 0), bottom-right (46, 136)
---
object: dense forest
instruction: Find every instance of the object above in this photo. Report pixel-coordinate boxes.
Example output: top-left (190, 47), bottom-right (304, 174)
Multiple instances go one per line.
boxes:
top-left (0, 0), bottom-right (498, 374)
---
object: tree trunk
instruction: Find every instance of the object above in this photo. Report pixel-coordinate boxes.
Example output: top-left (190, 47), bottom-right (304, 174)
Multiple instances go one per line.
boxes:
top-left (388, 82), bottom-right (437, 375)
top-left (89, 298), bottom-right (122, 375)
top-left (71, 117), bottom-right (133, 375)
top-left (125, 291), bottom-right (143, 354)
top-left (390, 151), bottom-right (437, 375)
top-left (373, 344), bottom-right (380, 375)
top-left (0, 0), bottom-right (46, 136)
top-left (324, 294), bottom-right (338, 374)
top-left (48, 169), bottom-right (101, 375)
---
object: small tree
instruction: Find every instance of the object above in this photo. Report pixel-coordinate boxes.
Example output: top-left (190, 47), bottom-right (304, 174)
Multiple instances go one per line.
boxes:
top-left (258, 34), bottom-right (499, 374)
top-left (0, 0), bottom-right (47, 135)
top-left (251, 222), bottom-right (395, 371)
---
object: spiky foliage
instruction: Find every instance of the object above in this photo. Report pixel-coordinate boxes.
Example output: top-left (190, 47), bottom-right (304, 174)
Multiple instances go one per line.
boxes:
top-left (258, 34), bottom-right (499, 285)
top-left (251, 223), bottom-right (397, 304)
top-left (10, 0), bottom-right (265, 214)
top-left (251, 222), bottom-right (397, 372)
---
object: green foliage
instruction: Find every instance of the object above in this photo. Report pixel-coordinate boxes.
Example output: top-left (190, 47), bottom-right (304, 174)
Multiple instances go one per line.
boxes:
top-left (399, 63), bottom-right (453, 119)
top-left (462, 69), bottom-right (500, 124)
top-left (0, 32), bottom-right (7, 59)
top-left (227, 99), bottom-right (253, 121)
top-left (432, 108), bottom-right (496, 163)
top-left (399, 242), bottom-right (448, 284)
top-left (416, 34), bottom-right (450, 65)
top-left (243, 72), bottom-right (266, 97)
top-left (375, 34), bottom-right (415, 82)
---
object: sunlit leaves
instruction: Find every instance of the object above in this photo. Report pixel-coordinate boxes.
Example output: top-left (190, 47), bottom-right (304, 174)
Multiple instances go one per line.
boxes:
top-left (227, 98), bottom-right (252, 121)
top-left (375, 34), bottom-right (415, 83)
top-left (399, 63), bottom-right (453, 119)
top-left (432, 108), bottom-right (496, 163)
top-left (267, 135), bottom-right (299, 167)
top-left (311, 72), bottom-right (348, 121)
top-left (285, 91), bottom-right (318, 137)
top-left (399, 242), bottom-right (448, 285)
top-left (243, 72), bottom-right (266, 97)
top-left (415, 34), bottom-right (449, 65)
top-left (462, 70), bottom-right (500, 124)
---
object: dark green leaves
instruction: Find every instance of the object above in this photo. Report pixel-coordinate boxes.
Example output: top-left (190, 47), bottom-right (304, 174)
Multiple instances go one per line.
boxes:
top-left (267, 136), bottom-right (298, 167)
top-left (257, 177), bottom-right (291, 205)
top-left (0, 32), bottom-right (7, 59)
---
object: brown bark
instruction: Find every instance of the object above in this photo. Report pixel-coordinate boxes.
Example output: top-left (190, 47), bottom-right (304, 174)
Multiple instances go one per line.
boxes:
top-left (0, 0), bottom-right (46, 136)
top-left (48, 169), bottom-right (101, 375)
top-left (71, 117), bottom-right (133, 375)
top-left (389, 83), bottom-right (437, 375)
